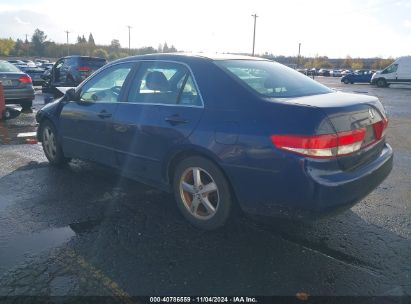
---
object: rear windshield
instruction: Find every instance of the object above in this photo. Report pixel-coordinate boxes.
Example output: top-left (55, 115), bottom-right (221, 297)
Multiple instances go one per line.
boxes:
top-left (0, 61), bottom-right (21, 73)
top-left (215, 60), bottom-right (332, 98)
top-left (79, 58), bottom-right (107, 69)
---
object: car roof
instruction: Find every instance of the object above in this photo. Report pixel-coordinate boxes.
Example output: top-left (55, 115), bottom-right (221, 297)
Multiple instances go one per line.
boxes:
top-left (62, 55), bottom-right (106, 60)
top-left (115, 53), bottom-right (268, 64)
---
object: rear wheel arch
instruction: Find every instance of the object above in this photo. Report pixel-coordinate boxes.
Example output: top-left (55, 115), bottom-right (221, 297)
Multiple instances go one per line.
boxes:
top-left (167, 149), bottom-right (222, 184)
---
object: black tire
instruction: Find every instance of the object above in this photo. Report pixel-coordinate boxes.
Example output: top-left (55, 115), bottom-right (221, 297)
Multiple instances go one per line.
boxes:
top-left (376, 78), bottom-right (387, 88)
top-left (40, 120), bottom-right (70, 166)
top-left (173, 156), bottom-right (233, 230)
top-left (343, 79), bottom-right (349, 84)
top-left (20, 100), bottom-right (32, 111)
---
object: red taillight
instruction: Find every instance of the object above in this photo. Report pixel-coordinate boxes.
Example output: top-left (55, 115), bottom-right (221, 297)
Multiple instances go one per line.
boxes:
top-left (18, 75), bottom-right (32, 83)
top-left (271, 128), bottom-right (366, 158)
top-left (372, 118), bottom-right (388, 140)
top-left (77, 66), bottom-right (90, 71)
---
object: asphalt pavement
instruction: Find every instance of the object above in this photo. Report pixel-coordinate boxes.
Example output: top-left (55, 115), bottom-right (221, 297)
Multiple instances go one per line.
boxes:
top-left (0, 80), bottom-right (410, 299)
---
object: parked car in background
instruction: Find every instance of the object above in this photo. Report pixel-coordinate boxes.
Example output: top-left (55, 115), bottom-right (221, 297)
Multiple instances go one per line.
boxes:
top-left (297, 68), bottom-right (308, 75)
top-left (36, 53), bottom-right (392, 230)
top-left (40, 63), bottom-right (54, 70)
top-left (341, 70), bottom-right (374, 84)
top-left (7, 59), bottom-right (25, 65)
top-left (0, 60), bottom-right (34, 110)
top-left (318, 68), bottom-right (331, 76)
top-left (42, 55), bottom-right (107, 97)
top-left (307, 68), bottom-right (317, 76)
top-left (35, 59), bottom-right (50, 66)
top-left (21, 60), bottom-right (37, 68)
top-left (25, 67), bottom-right (46, 86)
top-left (371, 56), bottom-right (411, 87)
top-left (330, 69), bottom-right (343, 77)
top-left (341, 70), bottom-right (353, 76)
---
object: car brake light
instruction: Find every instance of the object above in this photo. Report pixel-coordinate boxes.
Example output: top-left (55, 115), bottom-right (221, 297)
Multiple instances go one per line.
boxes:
top-left (372, 118), bottom-right (388, 140)
top-left (18, 75), bottom-right (32, 83)
top-left (271, 128), bottom-right (366, 158)
top-left (77, 66), bottom-right (90, 71)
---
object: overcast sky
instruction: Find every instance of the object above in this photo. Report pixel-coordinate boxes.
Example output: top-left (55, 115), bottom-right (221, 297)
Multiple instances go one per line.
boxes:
top-left (0, 0), bottom-right (410, 58)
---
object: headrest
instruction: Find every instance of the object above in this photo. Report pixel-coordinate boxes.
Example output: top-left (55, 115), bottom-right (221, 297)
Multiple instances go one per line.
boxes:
top-left (145, 71), bottom-right (169, 91)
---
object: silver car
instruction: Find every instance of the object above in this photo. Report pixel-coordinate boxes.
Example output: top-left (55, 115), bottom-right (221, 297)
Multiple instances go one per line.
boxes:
top-left (0, 60), bottom-right (35, 110)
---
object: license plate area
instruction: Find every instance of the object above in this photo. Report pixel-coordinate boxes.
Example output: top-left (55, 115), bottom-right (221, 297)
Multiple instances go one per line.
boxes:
top-left (1, 80), bottom-right (12, 86)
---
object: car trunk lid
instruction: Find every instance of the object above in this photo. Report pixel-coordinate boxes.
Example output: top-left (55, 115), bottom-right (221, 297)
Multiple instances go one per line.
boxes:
top-left (0, 72), bottom-right (29, 89)
top-left (284, 92), bottom-right (387, 170)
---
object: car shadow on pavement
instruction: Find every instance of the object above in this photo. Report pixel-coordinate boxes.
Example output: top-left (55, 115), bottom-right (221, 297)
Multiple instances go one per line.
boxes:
top-left (0, 160), bottom-right (409, 296)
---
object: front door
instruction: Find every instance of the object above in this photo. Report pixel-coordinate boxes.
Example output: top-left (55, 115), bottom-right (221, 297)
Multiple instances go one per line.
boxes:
top-left (112, 61), bottom-right (204, 184)
top-left (60, 62), bottom-right (135, 167)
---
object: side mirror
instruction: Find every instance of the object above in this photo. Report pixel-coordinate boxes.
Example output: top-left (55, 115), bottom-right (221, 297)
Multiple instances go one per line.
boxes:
top-left (65, 88), bottom-right (78, 101)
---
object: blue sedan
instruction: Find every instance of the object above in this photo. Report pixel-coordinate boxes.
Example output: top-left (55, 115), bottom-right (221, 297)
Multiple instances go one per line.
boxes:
top-left (341, 70), bottom-right (374, 84)
top-left (36, 54), bottom-right (393, 230)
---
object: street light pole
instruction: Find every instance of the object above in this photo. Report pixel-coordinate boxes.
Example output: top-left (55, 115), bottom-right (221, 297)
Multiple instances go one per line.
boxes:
top-left (64, 30), bottom-right (70, 56)
top-left (25, 34), bottom-right (29, 57)
top-left (251, 13), bottom-right (258, 56)
top-left (298, 42), bottom-right (301, 68)
top-left (127, 25), bottom-right (132, 55)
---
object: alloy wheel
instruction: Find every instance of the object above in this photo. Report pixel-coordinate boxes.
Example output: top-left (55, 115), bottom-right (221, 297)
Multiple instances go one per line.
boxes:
top-left (179, 167), bottom-right (220, 220)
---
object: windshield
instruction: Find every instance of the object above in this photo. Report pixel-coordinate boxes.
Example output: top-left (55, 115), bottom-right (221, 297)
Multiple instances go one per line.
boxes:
top-left (215, 59), bottom-right (332, 98)
top-left (0, 60), bottom-right (22, 73)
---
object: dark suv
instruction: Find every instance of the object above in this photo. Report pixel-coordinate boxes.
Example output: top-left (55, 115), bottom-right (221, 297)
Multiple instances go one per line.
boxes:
top-left (42, 56), bottom-right (106, 97)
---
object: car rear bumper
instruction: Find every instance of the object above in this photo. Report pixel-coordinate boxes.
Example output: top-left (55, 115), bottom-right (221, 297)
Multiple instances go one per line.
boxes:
top-left (4, 87), bottom-right (35, 104)
top-left (223, 143), bottom-right (393, 219)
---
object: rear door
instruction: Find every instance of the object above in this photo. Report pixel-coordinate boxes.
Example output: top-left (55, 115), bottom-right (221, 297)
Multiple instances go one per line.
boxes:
top-left (60, 62), bottom-right (135, 167)
top-left (112, 61), bottom-right (204, 183)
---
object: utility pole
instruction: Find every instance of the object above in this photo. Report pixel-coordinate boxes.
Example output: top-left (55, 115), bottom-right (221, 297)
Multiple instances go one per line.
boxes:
top-left (127, 25), bottom-right (132, 55)
top-left (64, 30), bottom-right (70, 56)
top-left (25, 34), bottom-right (29, 57)
top-left (251, 14), bottom-right (258, 56)
top-left (298, 42), bottom-right (301, 68)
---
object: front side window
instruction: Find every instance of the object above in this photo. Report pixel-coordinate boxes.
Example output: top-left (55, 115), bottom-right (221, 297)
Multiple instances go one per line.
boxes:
top-left (128, 61), bottom-right (201, 106)
top-left (79, 63), bottom-right (133, 103)
top-left (382, 64), bottom-right (398, 74)
top-left (215, 60), bottom-right (332, 98)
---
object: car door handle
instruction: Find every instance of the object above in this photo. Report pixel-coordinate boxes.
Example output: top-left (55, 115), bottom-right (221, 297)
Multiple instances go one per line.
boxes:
top-left (97, 111), bottom-right (112, 119)
top-left (165, 115), bottom-right (188, 126)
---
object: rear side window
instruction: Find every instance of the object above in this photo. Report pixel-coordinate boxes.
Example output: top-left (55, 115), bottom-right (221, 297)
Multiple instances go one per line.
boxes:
top-left (128, 61), bottom-right (202, 106)
top-left (79, 58), bottom-right (107, 70)
top-left (215, 60), bottom-right (332, 98)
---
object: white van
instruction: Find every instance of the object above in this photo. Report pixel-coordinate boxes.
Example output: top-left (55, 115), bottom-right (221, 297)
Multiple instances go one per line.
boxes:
top-left (371, 56), bottom-right (411, 87)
